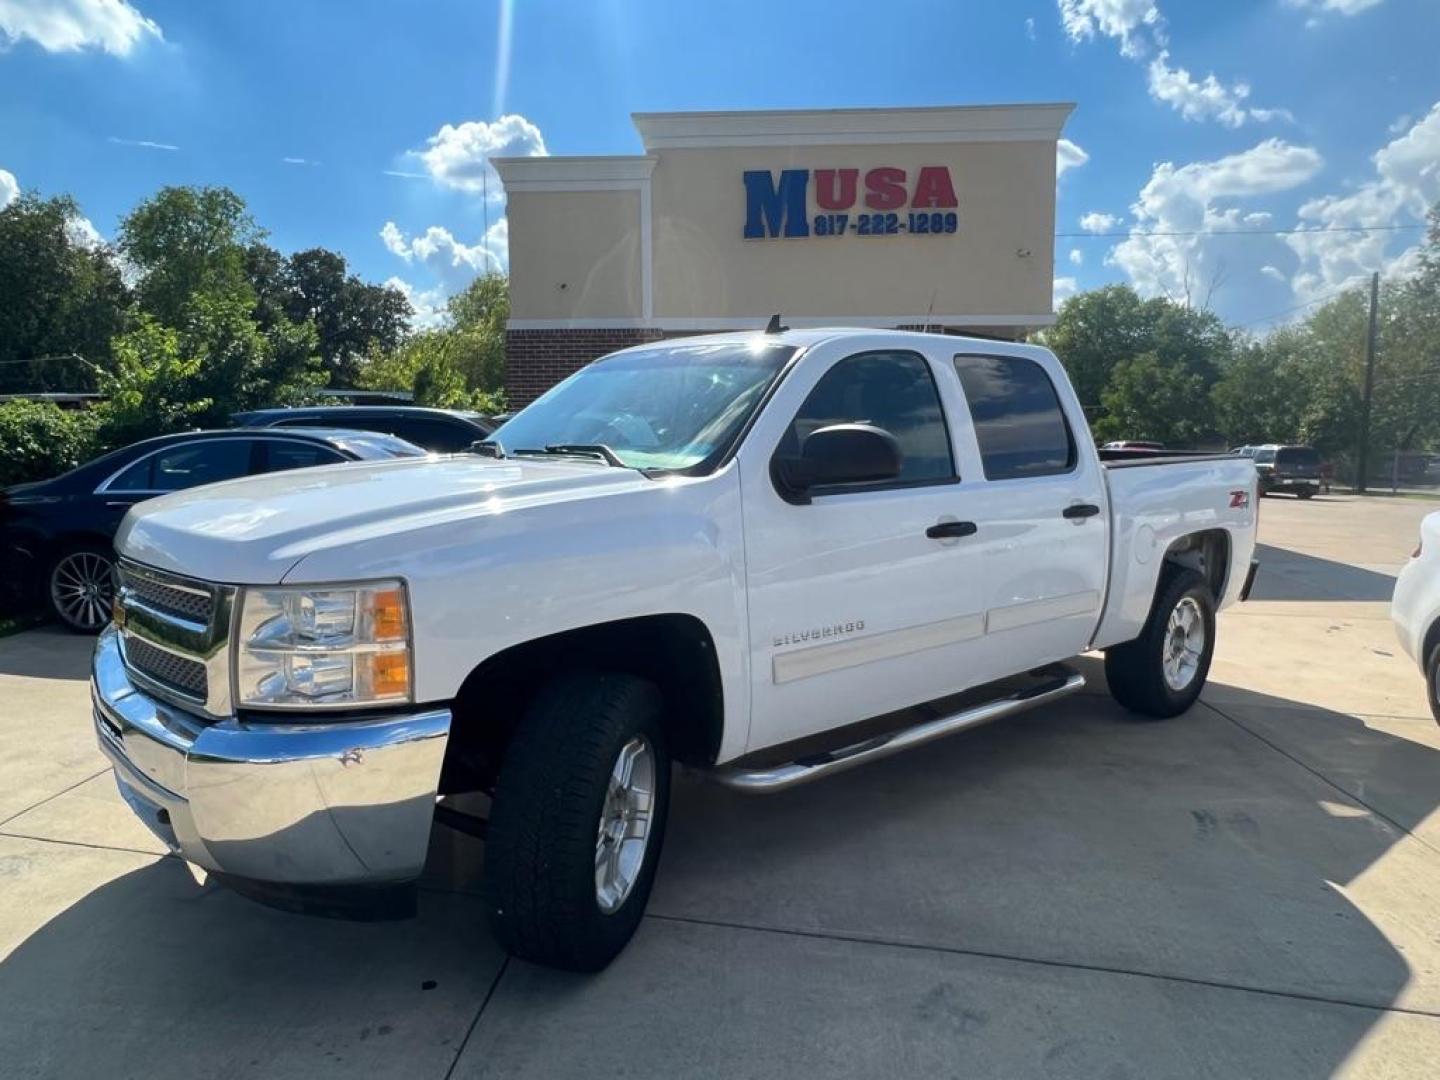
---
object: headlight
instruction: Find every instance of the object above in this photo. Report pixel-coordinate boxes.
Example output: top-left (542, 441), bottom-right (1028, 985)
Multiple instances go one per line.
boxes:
top-left (236, 581), bottom-right (412, 708)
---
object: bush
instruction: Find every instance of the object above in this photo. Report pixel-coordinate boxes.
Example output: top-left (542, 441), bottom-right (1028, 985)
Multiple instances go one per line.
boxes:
top-left (0, 400), bottom-right (104, 487)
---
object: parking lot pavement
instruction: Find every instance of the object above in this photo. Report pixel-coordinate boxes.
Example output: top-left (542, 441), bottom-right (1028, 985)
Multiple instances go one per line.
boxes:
top-left (3, 493), bottom-right (1440, 1078)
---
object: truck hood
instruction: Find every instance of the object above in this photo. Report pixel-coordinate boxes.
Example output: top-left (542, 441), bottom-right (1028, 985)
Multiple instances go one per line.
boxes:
top-left (117, 455), bottom-right (648, 584)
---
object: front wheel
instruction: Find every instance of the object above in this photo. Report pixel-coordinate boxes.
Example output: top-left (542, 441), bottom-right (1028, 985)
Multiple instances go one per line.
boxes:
top-left (48, 544), bottom-right (116, 633)
top-left (483, 672), bottom-right (670, 972)
top-left (1104, 567), bottom-right (1216, 719)
top-left (1296, 486), bottom-right (1316, 500)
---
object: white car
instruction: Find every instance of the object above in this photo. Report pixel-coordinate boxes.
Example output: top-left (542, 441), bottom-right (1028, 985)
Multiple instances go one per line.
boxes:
top-left (93, 328), bottom-right (1260, 971)
top-left (1392, 511), bottom-right (1440, 721)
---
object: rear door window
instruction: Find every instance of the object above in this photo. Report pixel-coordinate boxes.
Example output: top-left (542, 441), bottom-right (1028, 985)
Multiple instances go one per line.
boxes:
top-left (953, 355), bottom-right (1076, 480)
top-left (1276, 447), bottom-right (1320, 468)
top-left (261, 440), bottom-right (346, 472)
top-left (107, 440), bottom-right (256, 491)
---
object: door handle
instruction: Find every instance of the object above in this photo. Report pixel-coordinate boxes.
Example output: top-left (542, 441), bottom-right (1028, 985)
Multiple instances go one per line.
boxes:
top-left (1062, 503), bottom-right (1101, 520)
top-left (926, 520), bottom-right (978, 539)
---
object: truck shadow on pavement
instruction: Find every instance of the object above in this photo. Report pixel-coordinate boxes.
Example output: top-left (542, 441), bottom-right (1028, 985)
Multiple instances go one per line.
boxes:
top-left (0, 624), bottom-right (95, 680)
top-left (1249, 542), bottom-right (1398, 602)
top-left (2, 674), bottom-right (1438, 1077)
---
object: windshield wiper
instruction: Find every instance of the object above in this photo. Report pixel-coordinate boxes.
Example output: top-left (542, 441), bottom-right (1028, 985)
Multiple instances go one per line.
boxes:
top-left (512, 444), bottom-right (629, 468)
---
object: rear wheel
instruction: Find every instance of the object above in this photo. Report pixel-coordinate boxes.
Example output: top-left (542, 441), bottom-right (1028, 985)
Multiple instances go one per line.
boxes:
top-left (482, 671), bottom-right (670, 972)
top-left (1105, 567), bottom-right (1216, 719)
top-left (48, 544), bottom-right (116, 633)
top-left (1425, 644), bottom-right (1440, 725)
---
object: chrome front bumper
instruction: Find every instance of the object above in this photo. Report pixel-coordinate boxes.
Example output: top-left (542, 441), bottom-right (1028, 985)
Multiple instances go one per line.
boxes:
top-left (92, 626), bottom-right (450, 886)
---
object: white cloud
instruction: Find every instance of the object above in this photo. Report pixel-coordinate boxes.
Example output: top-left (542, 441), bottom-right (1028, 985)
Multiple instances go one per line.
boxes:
top-left (1069, 248), bottom-right (1084, 265)
top-left (1057, 0), bottom-right (1163, 58)
top-left (1080, 211), bottom-right (1121, 232)
top-left (384, 277), bottom-right (449, 330)
top-left (1283, 0), bottom-right (1385, 16)
top-left (1260, 265), bottom-right (1287, 283)
top-left (0, 168), bottom-right (17, 208)
top-left (1146, 51), bottom-right (1293, 128)
top-left (65, 215), bottom-right (102, 249)
top-left (1057, 138), bottom-right (1089, 183)
top-left (1024, 16), bottom-right (1036, 39)
top-left (1057, 1), bottom-right (1286, 126)
top-left (381, 217), bottom-right (509, 290)
top-left (1285, 102), bottom-right (1440, 303)
top-left (1054, 276), bottom-right (1080, 304)
top-left (108, 135), bottom-right (177, 151)
top-left (1110, 139), bottom-right (1324, 304)
top-left (412, 114), bottom-right (547, 195)
top-left (0, 0), bottom-right (161, 56)
top-left (281, 157), bottom-right (318, 166)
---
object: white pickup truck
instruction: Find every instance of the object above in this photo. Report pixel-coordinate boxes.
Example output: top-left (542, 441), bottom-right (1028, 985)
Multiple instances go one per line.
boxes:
top-left (93, 328), bottom-right (1259, 971)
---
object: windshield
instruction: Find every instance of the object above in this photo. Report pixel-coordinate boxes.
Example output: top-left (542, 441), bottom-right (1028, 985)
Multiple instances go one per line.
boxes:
top-left (1253, 449), bottom-right (1276, 463)
top-left (493, 341), bottom-right (796, 471)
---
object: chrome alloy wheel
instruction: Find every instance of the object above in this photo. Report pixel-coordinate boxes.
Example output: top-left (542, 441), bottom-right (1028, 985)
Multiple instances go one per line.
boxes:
top-left (50, 551), bottom-right (116, 632)
top-left (595, 735), bottom-right (655, 914)
top-left (1162, 596), bottom-right (1205, 692)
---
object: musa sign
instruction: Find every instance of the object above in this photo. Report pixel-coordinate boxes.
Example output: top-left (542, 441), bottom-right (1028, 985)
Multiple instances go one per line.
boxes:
top-left (743, 166), bottom-right (960, 240)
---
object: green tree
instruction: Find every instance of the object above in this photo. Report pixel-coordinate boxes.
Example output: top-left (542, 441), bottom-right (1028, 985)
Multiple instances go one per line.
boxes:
top-left (355, 274), bottom-right (510, 411)
top-left (444, 273), bottom-right (509, 396)
top-left (101, 315), bottom-right (212, 445)
top-left (1093, 352), bottom-right (1212, 445)
top-left (277, 248), bottom-right (411, 386)
top-left (0, 192), bottom-right (129, 392)
top-left (1041, 284), bottom-right (1230, 441)
top-left (119, 186), bottom-right (260, 326)
top-left (0, 399), bottom-right (103, 486)
top-left (1211, 330), bottom-right (1310, 446)
top-left (1038, 285), bottom-right (1152, 412)
top-left (357, 331), bottom-right (503, 413)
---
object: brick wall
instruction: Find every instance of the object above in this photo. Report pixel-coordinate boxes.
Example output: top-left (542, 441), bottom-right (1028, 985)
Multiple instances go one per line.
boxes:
top-left (505, 328), bottom-right (665, 407)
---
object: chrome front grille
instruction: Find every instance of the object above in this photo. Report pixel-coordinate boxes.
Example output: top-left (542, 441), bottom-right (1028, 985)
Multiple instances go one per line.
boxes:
top-left (122, 635), bottom-right (208, 699)
top-left (118, 565), bottom-right (214, 625)
top-left (115, 560), bottom-right (235, 717)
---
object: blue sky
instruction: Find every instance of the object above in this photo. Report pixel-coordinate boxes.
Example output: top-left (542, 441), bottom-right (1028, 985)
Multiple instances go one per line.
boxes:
top-left (1, 0), bottom-right (1437, 329)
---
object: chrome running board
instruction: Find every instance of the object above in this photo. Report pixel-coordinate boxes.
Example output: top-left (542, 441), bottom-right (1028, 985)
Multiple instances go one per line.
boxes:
top-left (712, 669), bottom-right (1086, 794)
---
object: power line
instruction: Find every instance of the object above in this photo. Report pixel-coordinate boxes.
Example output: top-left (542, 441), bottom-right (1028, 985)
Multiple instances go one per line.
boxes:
top-left (1055, 223), bottom-right (1425, 239)
top-left (1234, 286), bottom-right (1358, 329)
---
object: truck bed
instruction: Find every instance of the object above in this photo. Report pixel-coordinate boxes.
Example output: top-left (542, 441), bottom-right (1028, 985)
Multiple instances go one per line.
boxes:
top-left (1093, 451), bottom-right (1259, 651)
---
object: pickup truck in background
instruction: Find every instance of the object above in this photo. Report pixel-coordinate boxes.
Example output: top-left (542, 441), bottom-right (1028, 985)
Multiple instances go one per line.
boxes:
top-left (92, 328), bottom-right (1259, 971)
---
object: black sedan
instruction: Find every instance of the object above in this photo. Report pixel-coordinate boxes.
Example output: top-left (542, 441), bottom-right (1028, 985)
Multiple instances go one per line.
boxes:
top-left (232, 405), bottom-right (497, 452)
top-left (1, 427), bottom-right (424, 632)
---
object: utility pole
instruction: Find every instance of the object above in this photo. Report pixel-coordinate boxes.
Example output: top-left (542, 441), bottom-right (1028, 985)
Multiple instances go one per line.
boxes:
top-left (1355, 270), bottom-right (1379, 494)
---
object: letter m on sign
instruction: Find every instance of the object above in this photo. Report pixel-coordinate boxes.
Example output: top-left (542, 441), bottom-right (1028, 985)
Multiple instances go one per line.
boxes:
top-left (743, 170), bottom-right (810, 238)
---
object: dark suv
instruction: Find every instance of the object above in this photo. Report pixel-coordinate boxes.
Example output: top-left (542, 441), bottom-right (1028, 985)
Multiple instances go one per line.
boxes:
top-left (1253, 444), bottom-right (1321, 498)
top-left (233, 406), bottom-right (496, 453)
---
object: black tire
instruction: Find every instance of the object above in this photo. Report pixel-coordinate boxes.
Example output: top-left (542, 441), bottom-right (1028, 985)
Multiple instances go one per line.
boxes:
top-left (1296, 487), bottom-right (1315, 500)
top-left (47, 543), bottom-right (116, 634)
top-left (1104, 566), bottom-right (1215, 719)
top-left (1425, 644), bottom-right (1440, 726)
top-left (483, 671), bottom-right (670, 972)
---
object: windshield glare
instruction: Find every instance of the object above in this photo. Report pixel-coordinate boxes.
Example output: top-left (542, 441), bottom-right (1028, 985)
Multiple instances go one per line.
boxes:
top-left (495, 341), bottom-right (796, 470)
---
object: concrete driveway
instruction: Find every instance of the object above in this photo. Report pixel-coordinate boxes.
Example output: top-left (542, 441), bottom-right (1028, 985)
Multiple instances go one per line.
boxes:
top-left (2, 494), bottom-right (1439, 1078)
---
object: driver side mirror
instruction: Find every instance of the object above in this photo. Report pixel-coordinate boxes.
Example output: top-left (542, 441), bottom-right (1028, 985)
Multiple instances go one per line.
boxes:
top-left (773, 423), bottom-right (903, 504)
